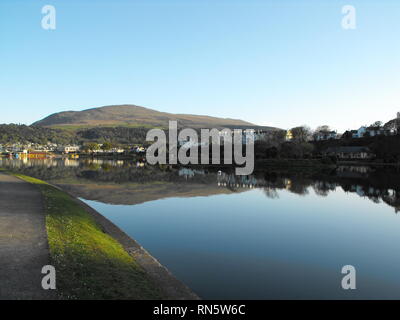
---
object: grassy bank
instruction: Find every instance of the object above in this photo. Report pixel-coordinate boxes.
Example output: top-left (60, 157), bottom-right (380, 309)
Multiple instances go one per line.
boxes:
top-left (12, 173), bottom-right (163, 300)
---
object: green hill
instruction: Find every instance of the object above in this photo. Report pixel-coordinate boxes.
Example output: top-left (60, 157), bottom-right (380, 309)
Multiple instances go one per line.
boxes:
top-left (33, 104), bottom-right (272, 130)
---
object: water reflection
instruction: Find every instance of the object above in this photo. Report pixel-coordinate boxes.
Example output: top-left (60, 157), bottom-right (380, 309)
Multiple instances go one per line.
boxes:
top-left (2, 158), bottom-right (400, 299)
top-left (1, 158), bottom-right (400, 213)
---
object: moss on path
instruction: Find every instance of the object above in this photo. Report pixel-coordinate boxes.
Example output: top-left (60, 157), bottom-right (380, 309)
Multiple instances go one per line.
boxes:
top-left (14, 173), bottom-right (163, 300)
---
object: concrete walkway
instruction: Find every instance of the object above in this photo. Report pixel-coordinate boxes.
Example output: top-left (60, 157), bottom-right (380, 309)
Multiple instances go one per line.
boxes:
top-left (0, 172), bottom-right (54, 300)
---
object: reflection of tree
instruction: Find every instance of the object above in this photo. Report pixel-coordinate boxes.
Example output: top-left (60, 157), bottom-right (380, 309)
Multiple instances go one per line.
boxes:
top-left (368, 196), bottom-right (380, 204)
top-left (312, 181), bottom-right (336, 197)
top-left (1, 159), bottom-right (217, 186)
top-left (4, 158), bottom-right (400, 214)
top-left (263, 187), bottom-right (279, 199)
top-left (382, 190), bottom-right (400, 213)
top-left (287, 183), bottom-right (309, 196)
top-left (259, 167), bottom-right (400, 213)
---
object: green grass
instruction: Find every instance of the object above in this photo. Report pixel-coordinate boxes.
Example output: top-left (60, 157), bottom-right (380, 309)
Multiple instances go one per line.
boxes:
top-left (13, 173), bottom-right (164, 300)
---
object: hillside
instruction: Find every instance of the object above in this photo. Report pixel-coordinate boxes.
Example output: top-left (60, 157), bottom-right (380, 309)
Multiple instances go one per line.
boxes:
top-left (0, 124), bottom-right (152, 145)
top-left (0, 124), bottom-right (75, 145)
top-left (33, 104), bottom-right (271, 130)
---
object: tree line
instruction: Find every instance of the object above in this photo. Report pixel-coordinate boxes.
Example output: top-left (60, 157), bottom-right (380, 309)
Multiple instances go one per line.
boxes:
top-left (0, 124), bottom-right (149, 146)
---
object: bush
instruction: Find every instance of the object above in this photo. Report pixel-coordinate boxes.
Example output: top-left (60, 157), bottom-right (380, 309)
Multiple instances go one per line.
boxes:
top-left (320, 156), bottom-right (337, 165)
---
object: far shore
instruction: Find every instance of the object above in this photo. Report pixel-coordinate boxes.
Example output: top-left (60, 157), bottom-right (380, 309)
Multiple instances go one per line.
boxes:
top-left (4, 152), bottom-right (400, 168)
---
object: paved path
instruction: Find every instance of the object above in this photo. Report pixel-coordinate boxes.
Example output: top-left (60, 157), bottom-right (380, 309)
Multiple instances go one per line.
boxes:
top-left (0, 172), bottom-right (54, 299)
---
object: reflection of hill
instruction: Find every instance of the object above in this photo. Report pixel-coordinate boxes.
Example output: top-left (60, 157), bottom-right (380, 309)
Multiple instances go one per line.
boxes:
top-left (2, 158), bottom-right (400, 212)
top-left (0, 160), bottom-right (246, 205)
top-left (57, 182), bottom-right (244, 205)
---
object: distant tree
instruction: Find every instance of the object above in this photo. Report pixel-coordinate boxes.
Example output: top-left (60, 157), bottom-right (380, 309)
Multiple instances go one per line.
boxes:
top-left (0, 124), bottom-right (75, 145)
top-left (290, 126), bottom-right (312, 143)
top-left (101, 142), bottom-right (113, 151)
top-left (341, 131), bottom-right (353, 139)
top-left (86, 142), bottom-right (100, 152)
top-left (271, 130), bottom-right (286, 145)
top-left (315, 125), bottom-right (331, 132)
top-left (254, 140), bottom-right (268, 159)
top-left (265, 146), bottom-right (278, 158)
top-left (370, 121), bottom-right (382, 128)
top-left (280, 141), bottom-right (314, 159)
top-left (384, 118), bottom-right (400, 132)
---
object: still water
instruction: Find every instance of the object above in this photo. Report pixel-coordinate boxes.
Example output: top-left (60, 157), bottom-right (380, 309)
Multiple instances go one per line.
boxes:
top-left (2, 158), bottom-right (400, 299)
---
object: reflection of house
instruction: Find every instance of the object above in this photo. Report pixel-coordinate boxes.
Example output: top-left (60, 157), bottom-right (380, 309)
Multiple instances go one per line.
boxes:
top-left (337, 165), bottom-right (370, 174)
top-left (63, 159), bottom-right (80, 167)
top-left (178, 168), bottom-right (205, 179)
top-left (217, 172), bottom-right (261, 188)
top-left (28, 152), bottom-right (52, 159)
top-left (323, 146), bottom-right (375, 159)
top-left (336, 165), bottom-right (370, 178)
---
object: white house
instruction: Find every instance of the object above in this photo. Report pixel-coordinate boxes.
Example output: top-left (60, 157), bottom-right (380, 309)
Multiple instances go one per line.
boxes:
top-left (242, 129), bottom-right (269, 145)
top-left (365, 126), bottom-right (386, 137)
top-left (58, 145), bottom-right (80, 154)
top-left (351, 127), bottom-right (367, 138)
top-left (133, 146), bottom-right (146, 153)
top-left (314, 130), bottom-right (337, 141)
top-left (110, 148), bottom-right (125, 153)
top-left (323, 146), bottom-right (375, 159)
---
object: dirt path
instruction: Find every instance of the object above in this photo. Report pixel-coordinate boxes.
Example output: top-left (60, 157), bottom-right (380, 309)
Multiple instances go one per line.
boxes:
top-left (0, 172), bottom-right (55, 300)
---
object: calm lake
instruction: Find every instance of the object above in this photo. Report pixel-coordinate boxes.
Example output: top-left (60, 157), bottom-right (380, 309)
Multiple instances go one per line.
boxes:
top-left (2, 157), bottom-right (400, 299)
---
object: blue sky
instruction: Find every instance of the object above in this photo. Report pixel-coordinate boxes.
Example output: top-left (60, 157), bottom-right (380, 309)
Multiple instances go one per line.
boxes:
top-left (1, 0), bottom-right (399, 132)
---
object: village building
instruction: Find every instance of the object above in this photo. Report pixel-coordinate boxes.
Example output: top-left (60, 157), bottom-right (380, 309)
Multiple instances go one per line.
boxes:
top-left (351, 127), bottom-right (367, 138)
top-left (110, 148), bottom-right (125, 153)
top-left (314, 130), bottom-right (337, 141)
top-left (242, 129), bottom-right (269, 145)
top-left (57, 145), bottom-right (80, 154)
top-left (323, 146), bottom-right (375, 160)
top-left (285, 130), bottom-right (293, 141)
top-left (27, 151), bottom-right (53, 159)
top-left (365, 126), bottom-right (386, 137)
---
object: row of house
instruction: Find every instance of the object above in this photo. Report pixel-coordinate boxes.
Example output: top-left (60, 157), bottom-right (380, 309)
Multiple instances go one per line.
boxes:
top-left (314, 125), bottom-right (398, 142)
top-left (314, 131), bottom-right (338, 141)
top-left (344, 125), bottom-right (397, 139)
top-left (84, 145), bottom-right (146, 154)
top-left (0, 142), bottom-right (149, 159)
top-left (342, 113), bottom-right (400, 139)
top-left (176, 129), bottom-right (271, 147)
top-left (0, 143), bottom-right (81, 154)
top-left (310, 113), bottom-right (400, 142)
top-left (322, 146), bottom-right (375, 160)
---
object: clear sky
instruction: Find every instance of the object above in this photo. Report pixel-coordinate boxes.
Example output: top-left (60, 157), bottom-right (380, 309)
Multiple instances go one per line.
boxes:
top-left (1, 0), bottom-right (399, 132)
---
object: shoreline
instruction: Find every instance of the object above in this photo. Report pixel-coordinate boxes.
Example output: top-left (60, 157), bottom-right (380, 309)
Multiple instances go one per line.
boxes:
top-left (2, 153), bottom-right (400, 167)
top-left (64, 192), bottom-right (200, 300)
top-left (5, 170), bottom-right (199, 300)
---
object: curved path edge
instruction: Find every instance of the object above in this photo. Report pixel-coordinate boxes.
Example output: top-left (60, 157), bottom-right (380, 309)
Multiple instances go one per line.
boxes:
top-left (50, 184), bottom-right (200, 300)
